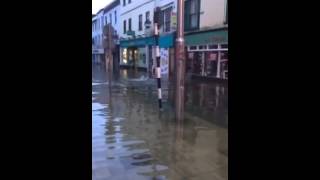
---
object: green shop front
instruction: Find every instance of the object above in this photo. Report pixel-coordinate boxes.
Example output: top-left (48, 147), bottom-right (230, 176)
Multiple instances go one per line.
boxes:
top-left (119, 33), bottom-right (175, 78)
top-left (185, 28), bottom-right (228, 80)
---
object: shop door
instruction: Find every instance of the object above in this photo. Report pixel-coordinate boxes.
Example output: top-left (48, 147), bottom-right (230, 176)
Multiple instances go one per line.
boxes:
top-left (205, 51), bottom-right (218, 77)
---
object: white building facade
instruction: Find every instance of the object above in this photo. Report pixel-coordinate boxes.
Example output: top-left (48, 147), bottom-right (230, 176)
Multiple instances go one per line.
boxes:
top-left (92, 9), bottom-right (105, 63)
top-left (118, 0), bottom-right (177, 78)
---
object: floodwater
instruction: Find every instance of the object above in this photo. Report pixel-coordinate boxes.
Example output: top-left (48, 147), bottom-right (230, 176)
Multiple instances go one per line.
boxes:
top-left (92, 64), bottom-right (228, 180)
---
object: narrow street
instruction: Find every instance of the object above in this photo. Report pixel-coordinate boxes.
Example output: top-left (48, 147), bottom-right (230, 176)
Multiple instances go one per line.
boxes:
top-left (92, 64), bottom-right (228, 180)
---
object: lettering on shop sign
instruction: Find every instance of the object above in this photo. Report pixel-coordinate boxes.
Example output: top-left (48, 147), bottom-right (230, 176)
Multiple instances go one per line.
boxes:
top-left (210, 36), bottom-right (226, 43)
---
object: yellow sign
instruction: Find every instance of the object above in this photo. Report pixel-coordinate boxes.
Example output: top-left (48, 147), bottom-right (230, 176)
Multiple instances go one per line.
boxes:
top-left (171, 12), bottom-right (177, 30)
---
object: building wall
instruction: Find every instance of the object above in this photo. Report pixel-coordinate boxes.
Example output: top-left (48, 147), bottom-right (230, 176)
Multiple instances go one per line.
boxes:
top-left (103, 5), bottom-right (121, 36)
top-left (92, 10), bottom-right (105, 48)
top-left (199, 0), bottom-right (227, 29)
top-left (119, 0), bottom-right (156, 38)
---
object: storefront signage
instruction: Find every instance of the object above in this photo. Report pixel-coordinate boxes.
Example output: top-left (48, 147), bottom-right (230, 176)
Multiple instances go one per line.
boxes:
top-left (160, 48), bottom-right (169, 75)
top-left (127, 30), bottom-right (135, 36)
top-left (120, 36), bottom-right (155, 47)
top-left (185, 29), bottom-right (228, 46)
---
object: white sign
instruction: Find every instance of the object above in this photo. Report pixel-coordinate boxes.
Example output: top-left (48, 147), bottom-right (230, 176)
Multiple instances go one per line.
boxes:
top-left (160, 48), bottom-right (169, 75)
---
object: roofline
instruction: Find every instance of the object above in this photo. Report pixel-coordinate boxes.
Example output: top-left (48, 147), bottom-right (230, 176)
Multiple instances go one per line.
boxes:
top-left (103, 0), bottom-right (120, 14)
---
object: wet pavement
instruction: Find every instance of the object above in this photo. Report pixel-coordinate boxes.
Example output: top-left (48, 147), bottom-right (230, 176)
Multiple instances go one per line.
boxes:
top-left (92, 64), bottom-right (228, 180)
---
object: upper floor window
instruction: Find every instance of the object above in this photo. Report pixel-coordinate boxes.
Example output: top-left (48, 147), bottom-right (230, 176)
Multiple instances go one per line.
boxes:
top-left (105, 16), bottom-right (108, 24)
top-left (115, 11), bottom-right (117, 24)
top-left (163, 7), bottom-right (172, 32)
top-left (185, 0), bottom-right (200, 31)
top-left (123, 0), bottom-right (126, 6)
top-left (128, 18), bottom-right (132, 31)
top-left (128, 0), bottom-right (131, 3)
top-left (146, 11), bottom-right (150, 21)
top-left (123, 20), bottom-right (127, 33)
top-left (110, 14), bottom-right (112, 25)
top-left (138, 14), bottom-right (143, 31)
top-left (101, 17), bottom-right (104, 27)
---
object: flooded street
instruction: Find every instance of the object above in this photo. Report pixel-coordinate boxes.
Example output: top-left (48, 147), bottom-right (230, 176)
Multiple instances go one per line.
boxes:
top-left (92, 64), bottom-right (228, 180)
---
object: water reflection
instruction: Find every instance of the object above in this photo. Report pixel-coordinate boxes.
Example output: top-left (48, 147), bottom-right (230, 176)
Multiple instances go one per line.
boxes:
top-left (92, 65), bottom-right (228, 180)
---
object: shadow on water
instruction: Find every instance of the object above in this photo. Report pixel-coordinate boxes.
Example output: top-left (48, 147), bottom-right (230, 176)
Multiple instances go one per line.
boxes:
top-left (92, 64), bottom-right (228, 180)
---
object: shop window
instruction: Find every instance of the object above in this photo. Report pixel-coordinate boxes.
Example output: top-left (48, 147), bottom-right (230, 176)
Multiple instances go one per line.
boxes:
top-left (221, 44), bottom-right (228, 49)
top-left (220, 51), bottom-right (228, 79)
top-left (198, 45), bottom-right (207, 50)
top-left (122, 48), bottom-right (127, 64)
top-left (206, 52), bottom-right (218, 77)
top-left (208, 44), bottom-right (218, 49)
top-left (189, 46), bottom-right (197, 50)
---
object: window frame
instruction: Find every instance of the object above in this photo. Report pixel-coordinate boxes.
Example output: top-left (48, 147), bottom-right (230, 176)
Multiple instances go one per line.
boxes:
top-left (123, 20), bottom-right (126, 33)
top-left (128, 18), bottom-right (132, 31)
top-left (138, 14), bottom-right (143, 31)
top-left (184, 0), bottom-right (200, 31)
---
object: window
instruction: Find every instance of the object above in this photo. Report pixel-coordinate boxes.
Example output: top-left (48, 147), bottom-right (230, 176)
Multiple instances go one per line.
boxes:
top-left (208, 44), bottom-right (218, 49)
top-left (110, 14), bottom-right (112, 25)
top-left (139, 14), bottom-right (143, 31)
top-left (123, 20), bottom-right (126, 33)
top-left (164, 7), bottom-right (172, 32)
top-left (198, 45), bottom-right (207, 50)
top-left (123, 0), bottom-right (126, 6)
top-left (190, 46), bottom-right (197, 50)
top-left (146, 11), bottom-right (150, 21)
top-left (101, 17), bottom-right (103, 27)
top-left (190, 0), bottom-right (199, 28)
top-left (105, 16), bottom-right (108, 24)
top-left (221, 44), bottom-right (228, 49)
top-left (185, 0), bottom-right (200, 30)
top-left (114, 11), bottom-right (117, 24)
top-left (128, 18), bottom-right (132, 31)
top-left (128, 0), bottom-right (131, 4)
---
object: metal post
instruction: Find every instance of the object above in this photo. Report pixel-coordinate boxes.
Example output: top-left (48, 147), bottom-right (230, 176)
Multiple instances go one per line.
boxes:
top-left (154, 7), bottom-right (162, 110)
top-left (175, 0), bottom-right (185, 120)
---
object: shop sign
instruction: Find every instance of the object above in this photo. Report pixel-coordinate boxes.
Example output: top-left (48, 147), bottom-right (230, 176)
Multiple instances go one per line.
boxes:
top-left (127, 30), bottom-right (135, 36)
top-left (209, 53), bottom-right (217, 61)
top-left (185, 29), bottom-right (228, 45)
top-left (160, 48), bottom-right (169, 75)
top-left (171, 12), bottom-right (177, 31)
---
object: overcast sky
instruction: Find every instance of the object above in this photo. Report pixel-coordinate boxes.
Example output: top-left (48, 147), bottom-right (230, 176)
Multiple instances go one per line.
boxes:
top-left (92, 0), bottom-right (113, 14)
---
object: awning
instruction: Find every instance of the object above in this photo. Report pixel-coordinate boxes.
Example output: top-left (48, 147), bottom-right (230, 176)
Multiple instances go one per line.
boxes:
top-left (120, 33), bottom-right (175, 48)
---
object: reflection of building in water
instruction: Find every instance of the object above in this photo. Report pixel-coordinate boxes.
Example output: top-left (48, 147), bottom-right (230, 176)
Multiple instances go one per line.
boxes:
top-left (185, 81), bottom-right (228, 128)
top-left (171, 114), bottom-right (228, 179)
